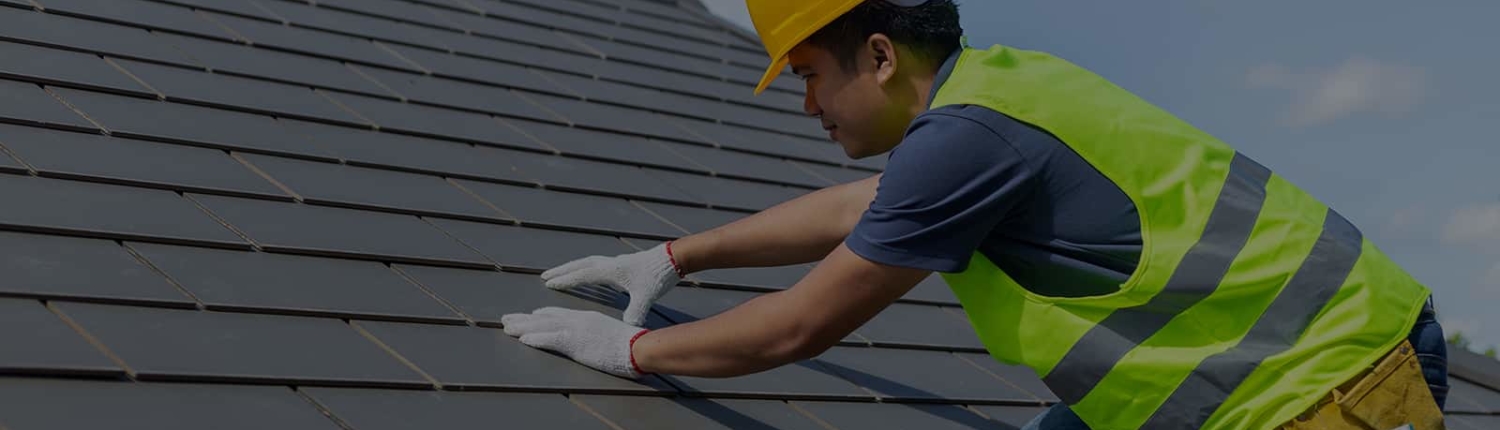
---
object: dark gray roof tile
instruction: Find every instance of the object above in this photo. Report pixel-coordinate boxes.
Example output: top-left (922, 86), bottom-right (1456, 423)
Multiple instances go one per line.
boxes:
top-left (504, 118), bottom-right (698, 170)
top-left (498, 150), bottom-right (694, 203)
top-left (156, 32), bottom-right (392, 96)
top-left (673, 118), bottom-right (846, 165)
top-left (815, 346), bottom-right (1038, 403)
top-left (1448, 377), bottom-right (1500, 414)
top-left (0, 174), bottom-right (248, 248)
top-left (427, 7), bottom-right (596, 56)
top-left (1450, 415), bottom-right (1500, 430)
top-left (0, 298), bottom-right (121, 376)
top-left (0, 79), bottom-right (94, 129)
top-left (393, 264), bottom-right (671, 329)
top-left (855, 303), bottom-right (985, 351)
top-left (129, 242), bottom-right (465, 323)
top-left (643, 167), bottom-right (805, 212)
top-left (970, 405), bottom-right (1052, 428)
top-left (190, 193), bottom-right (491, 267)
top-left (693, 265), bottom-right (813, 291)
top-left (0, 378), bottom-right (344, 430)
top-left (312, 0), bottom-right (464, 31)
top-left (372, 45), bottom-right (568, 96)
top-left (953, 352), bottom-right (1057, 403)
top-left (0, 40), bottom-right (149, 94)
top-left (634, 201), bottom-right (745, 234)
top-left (353, 67), bottom-right (564, 121)
top-left (903, 274), bottom-right (961, 306)
top-left (252, 0), bottom-right (455, 50)
top-left (663, 359), bottom-right (874, 401)
top-left (573, 395), bottom-right (827, 430)
top-left (153, 0), bottom-right (281, 21)
top-left (322, 90), bottom-right (558, 146)
top-left (354, 320), bottom-right (673, 393)
top-left (793, 401), bottom-right (1007, 430)
top-left (425, 30), bottom-right (607, 74)
top-left (0, 6), bottom-right (200, 65)
top-left (0, 147), bottom-right (21, 173)
top-left (238, 153), bottom-right (508, 222)
top-left (206, 12), bottom-right (419, 71)
top-left (35, 0), bottom-right (231, 40)
top-left (664, 143), bottom-right (827, 188)
top-left (53, 301), bottom-right (432, 387)
top-left (49, 87), bottom-right (340, 160)
top-left (276, 119), bottom-right (535, 186)
top-left (0, 123), bottom-right (288, 199)
top-left (301, 387), bottom-right (614, 430)
top-left (524, 92), bottom-right (701, 142)
top-left (427, 219), bottom-right (635, 272)
top-left (0, 230), bottom-right (193, 305)
top-left (791, 160), bottom-right (876, 185)
top-left (113, 59), bottom-right (366, 124)
top-left (454, 179), bottom-right (681, 238)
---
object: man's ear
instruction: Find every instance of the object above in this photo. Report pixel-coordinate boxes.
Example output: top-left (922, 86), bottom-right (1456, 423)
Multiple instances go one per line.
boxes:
top-left (866, 34), bottom-right (898, 85)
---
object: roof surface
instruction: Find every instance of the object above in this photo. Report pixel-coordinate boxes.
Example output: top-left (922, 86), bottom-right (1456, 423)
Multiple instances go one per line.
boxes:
top-left (0, 0), bottom-right (1494, 429)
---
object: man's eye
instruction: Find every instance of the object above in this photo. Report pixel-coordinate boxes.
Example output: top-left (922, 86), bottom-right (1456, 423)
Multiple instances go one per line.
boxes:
top-left (800, 74), bottom-right (816, 81)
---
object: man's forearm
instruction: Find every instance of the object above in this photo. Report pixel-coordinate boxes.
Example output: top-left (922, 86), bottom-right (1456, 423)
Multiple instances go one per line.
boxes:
top-left (630, 244), bottom-right (929, 378)
top-left (671, 174), bottom-right (880, 273)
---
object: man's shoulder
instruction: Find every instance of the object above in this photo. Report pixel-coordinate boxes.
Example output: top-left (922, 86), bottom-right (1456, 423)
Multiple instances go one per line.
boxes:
top-left (895, 104), bottom-right (1064, 162)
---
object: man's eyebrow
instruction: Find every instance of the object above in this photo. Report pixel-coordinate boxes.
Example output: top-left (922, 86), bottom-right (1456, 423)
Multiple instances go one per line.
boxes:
top-left (791, 66), bottom-right (810, 75)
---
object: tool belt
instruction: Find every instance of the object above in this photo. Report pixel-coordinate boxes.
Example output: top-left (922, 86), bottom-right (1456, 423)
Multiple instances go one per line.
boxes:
top-left (1276, 337), bottom-right (1445, 430)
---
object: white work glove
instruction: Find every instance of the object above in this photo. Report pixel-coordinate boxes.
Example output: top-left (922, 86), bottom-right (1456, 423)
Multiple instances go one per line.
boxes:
top-left (501, 307), bottom-right (649, 379)
top-left (541, 242), bottom-right (683, 327)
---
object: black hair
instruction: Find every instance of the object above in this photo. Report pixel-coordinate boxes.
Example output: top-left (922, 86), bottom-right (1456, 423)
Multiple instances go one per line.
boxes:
top-left (804, 0), bottom-right (963, 73)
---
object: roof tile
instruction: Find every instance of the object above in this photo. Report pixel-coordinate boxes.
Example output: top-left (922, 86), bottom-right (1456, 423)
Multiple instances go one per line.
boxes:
top-left (0, 230), bottom-right (194, 306)
top-left (49, 87), bottom-right (341, 160)
top-left (0, 123), bottom-right (288, 199)
top-left (0, 80), bottom-right (94, 129)
top-left (0, 40), bottom-right (150, 94)
top-left (53, 301), bottom-right (433, 387)
top-left (0, 378), bottom-right (344, 430)
top-left (354, 320), bottom-right (674, 393)
top-left (0, 174), bottom-right (249, 248)
top-left (129, 242), bottom-right (466, 323)
top-left (189, 193), bottom-right (492, 267)
top-left (301, 387), bottom-right (614, 430)
top-left (0, 298), bottom-right (122, 376)
top-left (113, 59), bottom-right (367, 124)
top-left (238, 153), bottom-right (509, 222)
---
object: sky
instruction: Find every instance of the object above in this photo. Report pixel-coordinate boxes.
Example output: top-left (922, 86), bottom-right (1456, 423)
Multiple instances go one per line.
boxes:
top-left (702, 0), bottom-right (1500, 355)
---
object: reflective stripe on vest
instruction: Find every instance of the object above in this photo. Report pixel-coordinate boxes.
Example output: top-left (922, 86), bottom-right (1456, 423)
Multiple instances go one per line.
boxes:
top-left (931, 45), bottom-right (1431, 429)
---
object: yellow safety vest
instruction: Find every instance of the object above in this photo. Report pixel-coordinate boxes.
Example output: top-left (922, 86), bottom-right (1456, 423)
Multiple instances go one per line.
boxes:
top-left (933, 45), bottom-right (1432, 429)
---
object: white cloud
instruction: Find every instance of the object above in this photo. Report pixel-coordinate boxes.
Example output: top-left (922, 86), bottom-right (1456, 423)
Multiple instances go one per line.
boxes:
top-left (1247, 56), bottom-right (1427, 127)
top-left (1442, 203), bottom-right (1500, 246)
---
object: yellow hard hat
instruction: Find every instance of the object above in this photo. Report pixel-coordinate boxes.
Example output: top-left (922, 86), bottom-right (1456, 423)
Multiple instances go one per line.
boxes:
top-left (747, 0), bottom-right (930, 95)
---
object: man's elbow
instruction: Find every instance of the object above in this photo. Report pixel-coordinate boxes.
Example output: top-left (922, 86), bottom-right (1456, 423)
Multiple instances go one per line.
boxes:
top-left (768, 321), bottom-right (843, 363)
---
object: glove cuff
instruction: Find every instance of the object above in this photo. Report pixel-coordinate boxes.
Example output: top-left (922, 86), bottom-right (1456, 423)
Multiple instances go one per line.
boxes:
top-left (664, 241), bottom-right (686, 278)
top-left (644, 243), bottom-right (684, 285)
top-left (628, 329), bottom-right (650, 377)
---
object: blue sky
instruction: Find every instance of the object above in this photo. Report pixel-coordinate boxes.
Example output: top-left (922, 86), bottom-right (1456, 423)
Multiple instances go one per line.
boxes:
top-left (703, 0), bottom-right (1500, 354)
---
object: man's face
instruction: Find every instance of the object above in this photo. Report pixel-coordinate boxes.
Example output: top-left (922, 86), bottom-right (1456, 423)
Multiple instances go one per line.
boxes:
top-left (787, 42), bottom-right (910, 159)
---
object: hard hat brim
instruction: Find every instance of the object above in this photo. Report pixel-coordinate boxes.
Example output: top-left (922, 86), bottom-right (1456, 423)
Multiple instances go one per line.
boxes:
top-left (754, 55), bottom-right (791, 95)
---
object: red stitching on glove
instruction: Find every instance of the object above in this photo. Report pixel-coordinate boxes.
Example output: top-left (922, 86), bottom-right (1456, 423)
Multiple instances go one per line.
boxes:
top-left (628, 329), bottom-right (650, 376)
top-left (664, 241), bottom-right (686, 278)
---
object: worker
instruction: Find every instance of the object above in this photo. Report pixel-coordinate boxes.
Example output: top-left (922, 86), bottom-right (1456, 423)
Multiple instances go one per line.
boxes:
top-left (500, 1), bottom-right (1451, 428)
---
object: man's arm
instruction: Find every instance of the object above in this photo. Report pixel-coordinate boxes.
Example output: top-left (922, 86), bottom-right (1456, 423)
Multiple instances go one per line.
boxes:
top-left (671, 173), bottom-right (881, 274)
top-left (631, 243), bottom-right (930, 377)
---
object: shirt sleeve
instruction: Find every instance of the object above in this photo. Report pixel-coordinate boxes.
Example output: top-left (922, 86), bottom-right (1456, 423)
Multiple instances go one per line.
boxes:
top-left (845, 107), bottom-right (1036, 273)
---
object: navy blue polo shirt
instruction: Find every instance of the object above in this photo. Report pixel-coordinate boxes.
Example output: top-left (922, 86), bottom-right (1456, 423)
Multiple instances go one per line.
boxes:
top-left (844, 50), bottom-right (1144, 297)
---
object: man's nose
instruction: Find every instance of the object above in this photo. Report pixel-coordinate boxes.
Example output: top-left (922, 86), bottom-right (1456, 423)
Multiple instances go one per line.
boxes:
top-left (803, 91), bottom-right (821, 118)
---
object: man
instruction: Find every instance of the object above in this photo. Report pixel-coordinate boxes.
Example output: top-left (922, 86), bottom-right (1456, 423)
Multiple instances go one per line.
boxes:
top-left (500, 1), bottom-right (1450, 428)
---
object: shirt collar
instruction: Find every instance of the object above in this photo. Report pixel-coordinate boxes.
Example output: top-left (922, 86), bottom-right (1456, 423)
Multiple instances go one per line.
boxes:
top-left (926, 48), bottom-right (963, 108)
